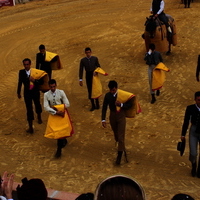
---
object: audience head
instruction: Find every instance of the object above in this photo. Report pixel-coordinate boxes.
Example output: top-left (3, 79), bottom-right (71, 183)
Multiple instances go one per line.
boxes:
top-left (194, 91), bottom-right (200, 107)
top-left (17, 177), bottom-right (47, 200)
top-left (75, 193), bottom-right (94, 200)
top-left (94, 175), bottom-right (145, 200)
top-left (171, 193), bottom-right (194, 200)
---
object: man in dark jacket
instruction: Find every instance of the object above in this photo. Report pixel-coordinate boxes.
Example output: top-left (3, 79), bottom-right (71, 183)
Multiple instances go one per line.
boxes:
top-left (144, 43), bottom-right (163, 104)
top-left (17, 58), bottom-right (43, 133)
top-left (181, 91), bottom-right (200, 177)
top-left (79, 47), bottom-right (101, 111)
top-left (36, 44), bottom-right (52, 80)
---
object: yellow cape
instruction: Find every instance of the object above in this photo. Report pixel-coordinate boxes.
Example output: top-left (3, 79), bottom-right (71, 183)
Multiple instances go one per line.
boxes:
top-left (45, 51), bottom-right (62, 70)
top-left (152, 62), bottom-right (170, 91)
top-left (30, 68), bottom-right (49, 92)
top-left (91, 67), bottom-right (108, 99)
top-left (117, 89), bottom-right (141, 118)
top-left (44, 104), bottom-right (74, 139)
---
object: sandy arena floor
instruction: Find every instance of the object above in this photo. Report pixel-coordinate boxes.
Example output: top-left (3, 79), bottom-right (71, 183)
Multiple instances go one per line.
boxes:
top-left (0, 0), bottom-right (200, 199)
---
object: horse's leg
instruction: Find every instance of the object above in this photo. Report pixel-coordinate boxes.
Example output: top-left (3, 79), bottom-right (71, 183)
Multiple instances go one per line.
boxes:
top-left (166, 43), bottom-right (171, 55)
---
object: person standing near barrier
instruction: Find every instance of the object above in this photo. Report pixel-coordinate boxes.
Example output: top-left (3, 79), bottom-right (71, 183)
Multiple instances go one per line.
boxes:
top-left (181, 91), bottom-right (200, 177)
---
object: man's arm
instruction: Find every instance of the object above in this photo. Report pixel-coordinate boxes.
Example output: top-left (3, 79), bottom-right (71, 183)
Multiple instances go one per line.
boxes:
top-left (36, 53), bottom-right (40, 69)
top-left (79, 59), bottom-right (84, 86)
top-left (196, 55), bottom-right (200, 82)
top-left (60, 90), bottom-right (70, 108)
top-left (157, 0), bottom-right (164, 15)
top-left (181, 106), bottom-right (191, 138)
top-left (122, 98), bottom-right (133, 109)
top-left (158, 52), bottom-right (163, 63)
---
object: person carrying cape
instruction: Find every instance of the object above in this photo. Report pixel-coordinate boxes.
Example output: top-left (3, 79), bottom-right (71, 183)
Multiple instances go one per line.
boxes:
top-left (36, 44), bottom-right (62, 80)
top-left (79, 47), bottom-right (106, 111)
top-left (144, 43), bottom-right (169, 104)
top-left (101, 80), bottom-right (141, 165)
top-left (17, 58), bottom-right (47, 134)
top-left (44, 79), bottom-right (74, 158)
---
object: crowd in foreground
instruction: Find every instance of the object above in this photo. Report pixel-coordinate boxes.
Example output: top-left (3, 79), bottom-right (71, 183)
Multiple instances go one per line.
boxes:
top-left (0, 171), bottom-right (195, 200)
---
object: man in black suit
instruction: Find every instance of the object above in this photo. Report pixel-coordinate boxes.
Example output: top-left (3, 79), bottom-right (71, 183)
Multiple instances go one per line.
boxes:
top-left (79, 47), bottom-right (101, 111)
top-left (36, 44), bottom-right (52, 80)
top-left (17, 58), bottom-right (43, 133)
top-left (144, 43), bottom-right (163, 104)
top-left (181, 91), bottom-right (200, 177)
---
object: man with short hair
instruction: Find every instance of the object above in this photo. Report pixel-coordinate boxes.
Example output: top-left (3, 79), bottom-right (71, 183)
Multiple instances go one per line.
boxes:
top-left (79, 47), bottom-right (101, 111)
top-left (36, 44), bottom-right (52, 79)
top-left (17, 58), bottom-right (43, 133)
top-left (44, 79), bottom-right (73, 158)
top-left (101, 80), bottom-right (135, 165)
top-left (181, 91), bottom-right (200, 177)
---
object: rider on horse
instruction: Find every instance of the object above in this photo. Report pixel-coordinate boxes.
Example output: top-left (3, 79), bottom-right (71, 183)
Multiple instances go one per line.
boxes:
top-left (150, 0), bottom-right (172, 34)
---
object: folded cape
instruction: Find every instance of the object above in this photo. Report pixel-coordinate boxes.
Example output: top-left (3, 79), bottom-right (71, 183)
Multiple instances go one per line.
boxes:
top-left (30, 68), bottom-right (49, 92)
top-left (45, 51), bottom-right (62, 70)
top-left (44, 104), bottom-right (74, 139)
top-left (91, 67), bottom-right (108, 99)
top-left (152, 62), bottom-right (170, 91)
top-left (116, 89), bottom-right (141, 118)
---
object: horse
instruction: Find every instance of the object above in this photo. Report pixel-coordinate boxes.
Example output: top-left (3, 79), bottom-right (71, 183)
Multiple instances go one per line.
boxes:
top-left (142, 14), bottom-right (177, 55)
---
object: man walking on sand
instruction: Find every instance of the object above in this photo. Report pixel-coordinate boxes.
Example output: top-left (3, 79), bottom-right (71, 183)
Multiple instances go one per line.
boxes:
top-left (79, 47), bottom-right (101, 111)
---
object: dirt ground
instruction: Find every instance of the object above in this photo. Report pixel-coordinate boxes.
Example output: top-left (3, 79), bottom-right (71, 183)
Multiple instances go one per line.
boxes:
top-left (0, 0), bottom-right (200, 199)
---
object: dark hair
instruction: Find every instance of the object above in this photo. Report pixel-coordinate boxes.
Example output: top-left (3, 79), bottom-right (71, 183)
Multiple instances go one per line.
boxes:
top-left (194, 91), bottom-right (200, 99)
top-left (94, 175), bottom-right (145, 200)
top-left (108, 80), bottom-right (118, 89)
top-left (48, 79), bottom-right (57, 85)
top-left (75, 193), bottom-right (94, 200)
top-left (149, 43), bottom-right (155, 51)
top-left (39, 44), bottom-right (45, 50)
top-left (17, 178), bottom-right (47, 200)
top-left (85, 47), bottom-right (91, 52)
top-left (171, 193), bottom-right (194, 200)
top-left (22, 58), bottom-right (31, 64)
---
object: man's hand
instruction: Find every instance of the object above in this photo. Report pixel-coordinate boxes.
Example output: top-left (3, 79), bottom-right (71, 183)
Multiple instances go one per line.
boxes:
top-left (17, 94), bottom-right (21, 99)
top-left (196, 77), bottom-right (199, 82)
top-left (1, 171), bottom-right (14, 199)
top-left (115, 101), bottom-right (121, 107)
top-left (56, 111), bottom-right (65, 117)
top-left (93, 72), bottom-right (98, 76)
top-left (79, 80), bottom-right (83, 86)
top-left (102, 121), bottom-right (106, 128)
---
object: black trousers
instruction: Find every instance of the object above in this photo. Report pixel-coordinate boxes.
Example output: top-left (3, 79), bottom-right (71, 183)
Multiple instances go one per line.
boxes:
top-left (184, 0), bottom-right (191, 7)
top-left (57, 138), bottom-right (67, 148)
top-left (158, 13), bottom-right (169, 27)
top-left (24, 89), bottom-right (42, 121)
top-left (86, 71), bottom-right (93, 99)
